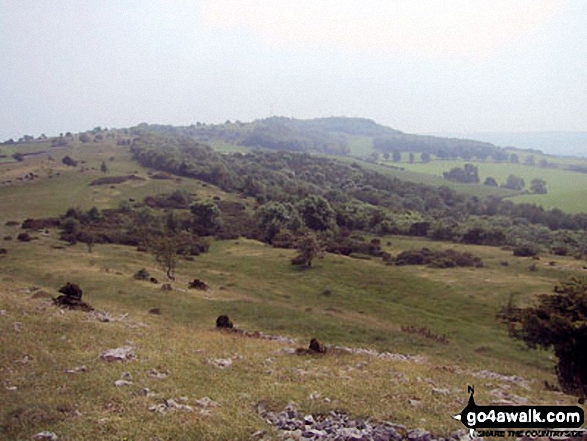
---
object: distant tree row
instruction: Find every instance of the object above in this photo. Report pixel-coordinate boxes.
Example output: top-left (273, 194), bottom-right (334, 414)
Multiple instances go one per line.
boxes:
top-left (482, 175), bottom-right (547, 193)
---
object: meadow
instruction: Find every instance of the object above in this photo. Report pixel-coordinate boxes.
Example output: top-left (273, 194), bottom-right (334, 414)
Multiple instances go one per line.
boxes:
top-left (396, 159), bottom-right (587, 213)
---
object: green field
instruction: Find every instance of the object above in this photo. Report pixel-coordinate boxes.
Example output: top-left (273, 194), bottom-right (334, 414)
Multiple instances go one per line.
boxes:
top-left (397, 159), bottom-right (587, 213)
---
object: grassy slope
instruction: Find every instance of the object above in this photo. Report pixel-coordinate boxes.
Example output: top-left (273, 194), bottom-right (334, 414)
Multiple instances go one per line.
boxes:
top-left (0, 140), bottom-right (585, 439)
top-left (0, 141), bottom-right (238, 221)
top-left (1, 230), bottom-right (581, 440)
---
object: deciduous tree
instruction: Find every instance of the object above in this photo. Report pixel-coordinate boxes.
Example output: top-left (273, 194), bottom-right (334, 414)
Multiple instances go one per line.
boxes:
top-left (499, 278), bottom-right (587, 396)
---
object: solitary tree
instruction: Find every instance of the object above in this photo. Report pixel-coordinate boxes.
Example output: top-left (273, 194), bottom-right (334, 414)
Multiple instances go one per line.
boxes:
top-left (190, 200), bottom-right (222, 235)
top-left (499, 278), bottom-right (587, 396)
top-left (146, 235), bottom-right (185, 280)
top-left (291, 233), bottom-right (322, 267)
top-left (392, 151), bottom-right (401, 162)
top-left (483, 176), bottom-right (498, 187)
top-left (530, 178), bottom-right (547, 194)
top-left (421, 152), bottom-right (431, 163)
top-left (501, 174), bottom-right (525, 191)
top-left (100, 161), bottom-right (108, 173)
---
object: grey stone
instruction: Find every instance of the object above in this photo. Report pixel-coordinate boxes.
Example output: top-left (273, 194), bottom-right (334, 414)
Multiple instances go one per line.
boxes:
top-left (250, 429), bottom-right (267, 439)
top-left (408, 428), bottom-right (432, 441)
top-left (432, 388), bottom-right (450, 396)
top-left (99, 346), bottom-right (135, 362)
top-left (32, 432), bottom-right (58, 441)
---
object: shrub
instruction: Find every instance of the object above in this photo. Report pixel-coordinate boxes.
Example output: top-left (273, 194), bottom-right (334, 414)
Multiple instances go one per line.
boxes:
top-left (395, 248), bottom-right (483, 268)
top-left (551, 246), bottom-right (568, 256)
top-left (17, 232), bottom-right (33, 242)
top-left (133, 268), bottom-right (150, 280)
top-left (499, 278), bottom-right (587, 396)
top-left (513, 244), bottom-right (539, 257)
top-left (62, 156), bottom-right (78, 167)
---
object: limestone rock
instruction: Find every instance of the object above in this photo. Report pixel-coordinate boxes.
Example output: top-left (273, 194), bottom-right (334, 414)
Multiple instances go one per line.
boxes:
top-left (33, 432), bottom-right (58, 441)
top-left (100, 346), bottom-right (135, 362)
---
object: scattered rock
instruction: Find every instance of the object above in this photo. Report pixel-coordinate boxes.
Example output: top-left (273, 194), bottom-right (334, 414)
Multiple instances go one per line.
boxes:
top-left (99, 346), bottom-right (135, 362)
top-left (88, 310), bottom-right (112, 322)
top-left (216, 315), bottom-right (233, 329)
top-left (114, 379), bottom-right (132, 387)
top-left (490, 388), bottom-right (528, 405)
top-left (260, 405), bottom-right (410, 441)
top-left (207, 358), bottom-right (232, 369)
top-left (161, 284), bottom-right (172, 291)
top-left (149, 398), bottom-right (193, 414)
top-left (408, 428), bottom-right (432, 441)
top-left (148, 308), bottom-right (161, 315)
top-left (473, 369), bottom-right (529, 387)
top-left (65, 365), bottom-right (88, 374)
top-left (409, 399), bottom-right (422, 408)
top-left (12, 321), bottom-right (23, 332)
top-left (431, 388), bottom-right (450, 396)
top-left (32, 432), bottom-right (58, 441)
top-left (250, 429), bottom-right (267, 439)
top-left (150, 277), bottom-right (159, 284)
top-left (148, 368), bottom-right (168, 379)
top-left (333, 346), bottom-right (425, 363)
top-left (195, 396), bottom-right (218, 408)
top-left (120, 371), bottom-right (132, 381)
top-left (16, 354), bottom-right (34, 364)
top-left (140, 388), bottom-right (153, 397)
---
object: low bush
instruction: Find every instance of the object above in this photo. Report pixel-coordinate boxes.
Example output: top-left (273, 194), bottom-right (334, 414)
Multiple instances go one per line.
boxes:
top-left (395, 248), bottom-right (483, 268)
top-left (513, 244), bottom-right (539, 257)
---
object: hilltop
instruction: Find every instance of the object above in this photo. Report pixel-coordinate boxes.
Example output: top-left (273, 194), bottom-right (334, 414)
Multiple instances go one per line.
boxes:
top-left (127, 116), bottom-right (507, 159)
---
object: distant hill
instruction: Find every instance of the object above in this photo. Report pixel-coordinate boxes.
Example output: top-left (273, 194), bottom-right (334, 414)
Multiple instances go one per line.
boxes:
top-left (434, 131), bottom-right (587, 157)
top-left (131, 117), bottom-right (511, 160)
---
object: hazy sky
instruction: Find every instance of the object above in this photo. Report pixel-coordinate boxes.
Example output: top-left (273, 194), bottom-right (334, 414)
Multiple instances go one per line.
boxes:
top-left (1, 0), bottom-right (586, 141)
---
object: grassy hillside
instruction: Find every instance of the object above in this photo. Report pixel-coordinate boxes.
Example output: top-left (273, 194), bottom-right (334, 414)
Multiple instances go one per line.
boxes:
top-left (1, 226), bottom-right (582, 439)
top-left (1, 139), bottom-right (586, 439)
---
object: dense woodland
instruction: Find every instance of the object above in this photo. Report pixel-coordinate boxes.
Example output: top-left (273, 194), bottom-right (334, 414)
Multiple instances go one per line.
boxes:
top-left (113, 131), bottom-right (587, 257)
